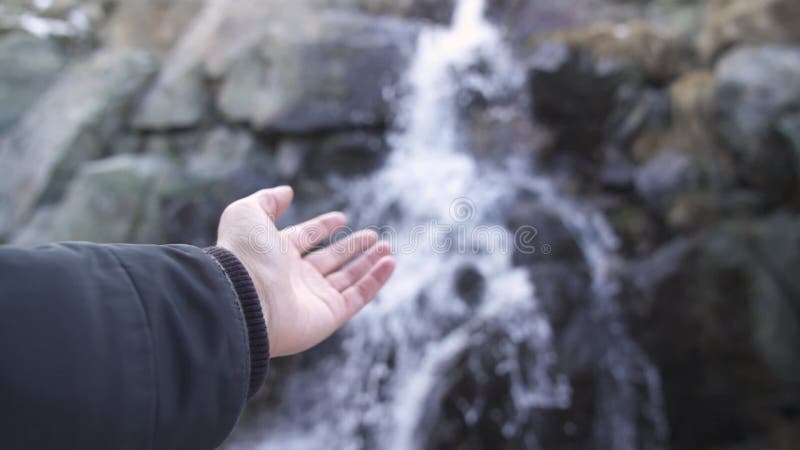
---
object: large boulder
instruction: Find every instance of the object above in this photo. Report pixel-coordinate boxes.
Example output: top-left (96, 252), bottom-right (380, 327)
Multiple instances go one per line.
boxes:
top-left (11, 144), bottom-right (271, 247)
top-left (699, 0), bottom-right (800, 61)
top-left (528, 42), bottom-right (636, 157)
top-left (713, 46), bottom-right (800, 205)
top-left (0, 32), bottom-right (66, 132)
top-left (133, 0), bottom-right (419, 133)
top-left (12, 155), bottom-right (177, 245)
top-left (214, 11), bottom-right (417, 133)
top-left (0, 49), bottom-right (155, 239)
top-left (625, 214), bottom-right (800, 449)
top-left (130, 0), bottom-right (229, 130)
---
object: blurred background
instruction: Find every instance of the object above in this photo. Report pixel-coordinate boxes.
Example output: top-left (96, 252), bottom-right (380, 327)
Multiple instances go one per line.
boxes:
top-left (1, 0), bottom-right (799, 449)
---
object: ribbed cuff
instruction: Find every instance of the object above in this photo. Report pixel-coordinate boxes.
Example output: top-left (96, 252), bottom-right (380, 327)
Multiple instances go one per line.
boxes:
top-left (204, 246), bottom-right (269, 398)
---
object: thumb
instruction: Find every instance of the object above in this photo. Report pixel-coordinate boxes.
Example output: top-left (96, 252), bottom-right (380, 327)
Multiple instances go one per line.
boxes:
top-left (254, 186), bottom-right (294, 220)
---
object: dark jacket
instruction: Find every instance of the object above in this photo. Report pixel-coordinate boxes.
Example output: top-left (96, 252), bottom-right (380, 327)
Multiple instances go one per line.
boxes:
top-left (0, 243), bottom-right (269, 449)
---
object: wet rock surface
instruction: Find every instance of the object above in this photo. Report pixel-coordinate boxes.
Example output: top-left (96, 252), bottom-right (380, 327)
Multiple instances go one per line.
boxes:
top-left (0, 31), bottom-right (66, 132)
top-left (713, 46), bottom-right (800, 206)
top-left (0, 49), bottom-right (155, 239)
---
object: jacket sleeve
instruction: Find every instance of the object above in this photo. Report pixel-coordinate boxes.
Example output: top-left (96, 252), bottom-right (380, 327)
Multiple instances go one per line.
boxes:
top-left (0, 243), bottom-right (269, 450)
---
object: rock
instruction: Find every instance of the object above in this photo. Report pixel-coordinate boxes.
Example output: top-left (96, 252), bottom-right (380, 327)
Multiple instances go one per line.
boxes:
top-left (105, 0), bottom-right (205, 56)
top-left (548, 21), bottom-right (695, 84)
top-left (529, 263), bottom-right (591, 334)
top-left (0, 49), bottom-right (156, 239)
top-left (777, 111), bottom-right (800, 169)
top-left (699, 0), bottom-right (800, 61)
top-left (187, 127), bottom-right (266, 180)
top-left (307, 131), bottom-right (390, 177)
top-left (528, 42), bottom-right (637, 156)
top-left (506, 197), bottom-right (584, 266)
top-left (665, 192), bottom-right (720, 231)
top-left (133, 74), bottom-right (208, 130)
top-left (273, 131), bottom-right (390, 184)
top-left (606, 201), bottom-right (661, 256)
top-left (668, 70), bottom-right (716, 150)
top-left (215, 11), bottom-right (417, 133)
top-left (421, 267), bottom-right (664, 450)
top-left (346, 0), bottom-right (454, 23)
top-left (134, 1), bottom-right (418, 133)
top-left (634, 151), bottom-right (698, 211)
top-left (0, 32), bottom-right (66, 132)
top-left (11, 145), bottom-right (272, 247)
top-left (625, 214), bottom-right (800, 449)
top-left (628, 71), bottom-right (739, 234)
top-left (464, 98), bottom-right (553, 161)
top-left (131, 0), bottom-right (229, 130)
top-left (648, 70), bottom-right (736, 189)
top-left (632, 71), bottom-right (735, 194)
top-left (12, 154), bottom-right (176, 245)
top-left (714, 46), bottom-right (800, 205)
top-left (453, 264), bottom-right (485, 308)
top-left (417, 314), bottom-right (577, 450)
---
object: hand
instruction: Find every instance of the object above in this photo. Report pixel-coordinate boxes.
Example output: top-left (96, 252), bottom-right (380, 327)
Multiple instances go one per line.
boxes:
top-left (216, 186), bottom-right (395, 357)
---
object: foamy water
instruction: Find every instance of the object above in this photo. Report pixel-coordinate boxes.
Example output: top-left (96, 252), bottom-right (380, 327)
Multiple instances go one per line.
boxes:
top-left (227, 1), bottom-right (667, 448)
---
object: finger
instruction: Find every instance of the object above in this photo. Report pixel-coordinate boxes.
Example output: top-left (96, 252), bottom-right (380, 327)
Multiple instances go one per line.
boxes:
top-left (252, 186), bottom-right (294, 220)
top-left (306, 230), bottom-right (380, 276)
top-left (284, 212), bottom-right (347, 254)
top-left (326, 240), bottom-right (392, 291)
top-left (341, 256), bottom-right (395, 319)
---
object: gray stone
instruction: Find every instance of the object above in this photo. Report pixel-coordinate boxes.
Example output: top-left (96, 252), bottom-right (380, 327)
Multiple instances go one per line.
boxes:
top-left (778, 111), bottom-right (800, 160)
top-left (625, 213), bottom-right (800, 448)
top-left (130, 0), bottom-right (229, 130)
top-left (634, 151), bottom-right (698, 211)
top-left (10, 150), bottom-right (258, 247)
top-left (348, 0), bottom-right (454, 23)
top-left (215, 11), bottom-right (417, 133)
top-left (0, 32), bottom-right (66, 132)
top-left (275, 139), bottom-right (311, 181)
top-left (0, 49), bottom-right (155, 239)
top-left (506, 198), bottom-right (584, 266)
top-left (12, 154), bottom-right (177, 246)
top-left (714, 46), bottom-right (800, 202)
top-left (528, 42), bottom-right (637, 156)
top-left (187, 127), bottom-right (265, 180)
top-left (306, 131), bottom-right (390, 177)
top-left (134, 0), bottom-right (418, 133)
top-left (132, 71), bottom-right (207, 130)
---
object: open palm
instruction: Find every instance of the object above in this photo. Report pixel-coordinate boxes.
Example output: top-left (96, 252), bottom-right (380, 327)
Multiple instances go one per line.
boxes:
top-left (217, 186), bottom-right (395, 357)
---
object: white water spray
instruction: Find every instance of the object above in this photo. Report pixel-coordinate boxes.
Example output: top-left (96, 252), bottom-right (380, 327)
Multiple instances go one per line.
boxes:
top-left (228, 0), bottom-right (667, 448)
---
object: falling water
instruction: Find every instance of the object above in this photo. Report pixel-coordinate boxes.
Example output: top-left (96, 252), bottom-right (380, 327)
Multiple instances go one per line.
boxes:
top-left (228, 0), bottom-right (667, 448)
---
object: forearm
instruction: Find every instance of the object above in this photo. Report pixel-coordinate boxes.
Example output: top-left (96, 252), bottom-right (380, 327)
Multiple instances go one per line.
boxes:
top-left (0, 243), bottom-right (267, 449)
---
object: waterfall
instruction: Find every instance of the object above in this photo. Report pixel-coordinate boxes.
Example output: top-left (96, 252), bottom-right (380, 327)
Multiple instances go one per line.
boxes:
top-left (228, 0), bottom-right (667, 448)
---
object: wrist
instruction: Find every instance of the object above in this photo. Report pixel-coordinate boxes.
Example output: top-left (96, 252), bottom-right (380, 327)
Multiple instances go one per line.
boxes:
top-left (204, 246), bottom-right (270, 397)
top-left (216, 242), bottom-right (274, 342)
